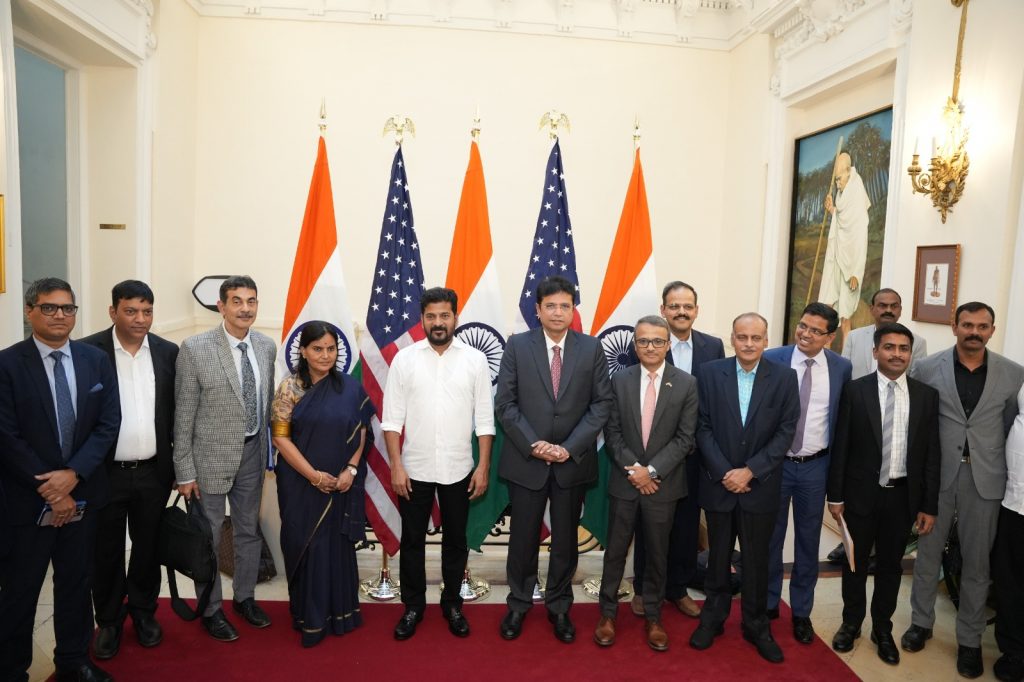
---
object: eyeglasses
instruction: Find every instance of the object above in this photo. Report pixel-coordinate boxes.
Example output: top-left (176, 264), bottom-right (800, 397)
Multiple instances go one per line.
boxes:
top-left (664, 303), bottom-right (696, 312)
top-left (635, 338), bottom-right (668, 348)
top-left (796, 321), bottom-right (830, 337)
top-left (30, 303), bottom-right (79, 317)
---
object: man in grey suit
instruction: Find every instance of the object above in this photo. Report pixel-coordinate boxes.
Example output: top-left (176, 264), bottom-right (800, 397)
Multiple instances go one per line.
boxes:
top-left (496, 276), bottom-right (613, 644)
top-left (843, 288), bottom-right (927, 379)
top-left (900, 301), bottom-right (1024, 679)
top-left (174, 276), bottom-right (277, 642)
top-left (594, 316), bottom-right (698, 652)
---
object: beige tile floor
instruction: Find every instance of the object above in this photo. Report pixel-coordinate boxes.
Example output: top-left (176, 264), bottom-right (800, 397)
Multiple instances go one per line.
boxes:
top-left (27, 549), bottom-right (1000, 682)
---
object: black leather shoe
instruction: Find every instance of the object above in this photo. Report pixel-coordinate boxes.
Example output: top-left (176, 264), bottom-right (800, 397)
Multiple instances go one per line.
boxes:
top-left (900, 624), bottom-right (933, 652)
top-left (548, 612), bottom-right (575, 643)
top-left (957, 645), bottom-right (984, 679)
top-left (444, 608), bottom-right (470, 637)
top-left (831, 622), bottom-right (861, 652)
top-left (202, 610), bottom-right (240, 642)
top-left (689, 623), bottom-right (724, 650)
top-left (92, 625), bottom-right (121, 660)
top-left (393, 608), bottom-right (423, 640)
top-left (793, 616), bottom-right (815, 644)
top-left (54, 662), bottom-right (113, 682)
top-left (871, 630), bottom-right (900, 665)
top-left (994, 654), bottom-right (1024, 682)
top-left (766, 606), bottom-right (780, 620)
top-left (133, 614), bottom-right (163, 648)
top-left (743, 628), bottom-right (784, 663)
top-left (501, 610), bottom-right (525, 640)
top-left (232, 598), bottom-right (271, 628)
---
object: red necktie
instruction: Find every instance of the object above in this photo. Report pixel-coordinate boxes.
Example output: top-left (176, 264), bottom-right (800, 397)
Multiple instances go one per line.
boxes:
top-left (551, 346), bottom-right (562, 400)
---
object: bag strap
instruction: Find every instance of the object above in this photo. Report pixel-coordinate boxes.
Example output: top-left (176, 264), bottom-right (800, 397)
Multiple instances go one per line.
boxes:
top-left (167, 567), bottom-right (213, 621)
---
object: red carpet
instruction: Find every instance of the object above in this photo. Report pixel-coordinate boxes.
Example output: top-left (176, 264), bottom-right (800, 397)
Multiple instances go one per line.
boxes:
top-left (83, 599), bottom-right (858, 681)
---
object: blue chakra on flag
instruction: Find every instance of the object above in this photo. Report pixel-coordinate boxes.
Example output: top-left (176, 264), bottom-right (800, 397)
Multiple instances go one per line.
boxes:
top-left (285, 322), bottom-right (353, 375)
top-left (598, 325), bottom-right (638, 377)
top-left (455, 322), bottom-right (506, 386)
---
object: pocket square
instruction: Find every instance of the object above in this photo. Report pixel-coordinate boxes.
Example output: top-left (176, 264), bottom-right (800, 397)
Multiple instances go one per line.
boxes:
top-left (89, 383), bottom-right (104, 393)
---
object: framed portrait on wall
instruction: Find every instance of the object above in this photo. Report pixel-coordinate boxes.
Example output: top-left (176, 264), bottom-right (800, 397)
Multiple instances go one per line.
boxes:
top-left (913, 244), bottom-right (961, 324)
top-left (783, 107), bottom-right (894, 349)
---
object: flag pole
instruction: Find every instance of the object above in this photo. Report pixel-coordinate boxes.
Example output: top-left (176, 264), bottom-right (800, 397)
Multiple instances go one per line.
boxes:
top-left (383, 114), bottom-right (415, 146)
top-left (806, 135), bottom-right (845, 307)
top-left (318, 97), bottom-right (326, 135)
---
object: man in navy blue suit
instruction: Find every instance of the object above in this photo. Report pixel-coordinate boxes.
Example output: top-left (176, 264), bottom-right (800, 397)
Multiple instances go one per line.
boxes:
top-left (688, 313), bottom-right (800, 663)
top-left (0, 278), bottom-right (120, 682)
top-left (631, 281), bottom-right (724, 620)
top-left (763, 302), bottom-right (852, 645)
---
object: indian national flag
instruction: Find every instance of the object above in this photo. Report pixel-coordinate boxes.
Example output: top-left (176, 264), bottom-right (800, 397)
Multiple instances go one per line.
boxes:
top-left (444, 140), bottom-right (509, 551)
top-left (278, 135), bottom-right (359, 384)
top-left (580, 147), bottom-right (657, 547)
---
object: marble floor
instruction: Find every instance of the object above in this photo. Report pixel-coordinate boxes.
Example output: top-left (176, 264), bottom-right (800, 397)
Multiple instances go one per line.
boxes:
top-left (27, 550), bottom-right (999, 682)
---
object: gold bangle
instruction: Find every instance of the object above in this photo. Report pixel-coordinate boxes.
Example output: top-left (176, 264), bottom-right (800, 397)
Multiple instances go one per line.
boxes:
top-left (312, 471), bottom-right (323, 487)
top-left (271, 421), bottom-right (291, 438)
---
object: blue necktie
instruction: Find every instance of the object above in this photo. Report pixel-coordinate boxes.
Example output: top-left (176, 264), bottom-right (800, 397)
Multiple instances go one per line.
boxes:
top-left (238, 342), bottom-right (259, 433)
top-left (50, 350), bottom-right (76, 461)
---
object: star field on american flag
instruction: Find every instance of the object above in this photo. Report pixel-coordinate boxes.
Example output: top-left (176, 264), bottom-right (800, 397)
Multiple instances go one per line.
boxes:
top-left (517, 139), bottom-right (580, 327)
top-left (366, 146), bottom-right (424, 348)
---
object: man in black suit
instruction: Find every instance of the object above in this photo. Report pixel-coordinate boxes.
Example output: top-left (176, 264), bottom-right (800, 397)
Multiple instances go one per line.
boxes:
top-left (688, 313), bottom-right (800, 664)
top-left (0, 278), bottom-right (120, 682)
top-left (594, 316), bottom-right (698, 652)
top-left (496, 276), bottom-right (613, 643)
top-left (827, 323), bottom-right (940, 665)
top-left (631, 281), bottom-right (724, 619)
top-left (81, 280), bottom-right (178, 659)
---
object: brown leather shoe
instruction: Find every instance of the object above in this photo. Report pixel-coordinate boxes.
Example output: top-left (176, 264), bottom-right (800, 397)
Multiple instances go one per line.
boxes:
top-left (594, 616), bottom-right (616, 647)
top-left (673, 595), bottom-right (702, 618)
top-left (646, 620), bottom-right (669, 652)
top-left (630, 594), bottom-right (644, 617)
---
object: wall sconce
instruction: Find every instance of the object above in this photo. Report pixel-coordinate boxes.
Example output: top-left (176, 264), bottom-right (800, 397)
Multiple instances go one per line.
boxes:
top-left (907, 0), bottom-right (971, 224)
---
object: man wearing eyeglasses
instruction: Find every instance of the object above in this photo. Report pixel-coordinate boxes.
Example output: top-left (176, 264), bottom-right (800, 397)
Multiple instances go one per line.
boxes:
top-left (762, 302), bottom-right (852, 646)
top-left (0, 277), bottom-right (120, 682)
top-left (842, 289), bottom-right (928, 380)
top-left (594, 315), bottom-right (698, 651)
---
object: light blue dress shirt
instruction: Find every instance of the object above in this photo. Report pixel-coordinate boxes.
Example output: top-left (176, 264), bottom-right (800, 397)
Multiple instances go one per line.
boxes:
top-left (671, 336), bottom-right (693, 374)
top-left (33, 336), bottom-right (78, 420)
top-left (736, 359), bottom-right (758, 425)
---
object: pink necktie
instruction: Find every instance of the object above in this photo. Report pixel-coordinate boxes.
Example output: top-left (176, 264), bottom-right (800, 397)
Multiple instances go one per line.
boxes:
top-left (642, 371), bottom-right (657, 449)
top-left (551, 346), bottom-right (562, 400)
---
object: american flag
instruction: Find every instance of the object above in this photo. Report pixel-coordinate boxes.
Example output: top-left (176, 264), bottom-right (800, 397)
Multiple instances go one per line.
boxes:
top-left (359, 146), bottom-right (425, 556)
top-left (515, 140), bottom-right (582, 332)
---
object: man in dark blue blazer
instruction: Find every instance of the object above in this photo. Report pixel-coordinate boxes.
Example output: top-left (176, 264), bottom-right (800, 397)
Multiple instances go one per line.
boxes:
top-left (689, 313), bottom-right (800, 664)
top-left (632, 281), bottom-right (724, 619)
top-left (763, 302), bottom-right (852, 644)
top-left (0, 278), bottom-right (120, 682)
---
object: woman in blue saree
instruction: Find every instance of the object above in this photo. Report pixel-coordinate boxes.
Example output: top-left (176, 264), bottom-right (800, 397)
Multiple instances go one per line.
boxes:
top-left (271, 321), bottom-right (374, 647)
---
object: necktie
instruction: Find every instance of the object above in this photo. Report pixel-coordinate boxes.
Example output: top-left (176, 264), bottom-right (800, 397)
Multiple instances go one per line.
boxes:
top-left (879, 381), bottom-right (896, 485)
top-left (238, 342), bottom-right (258, 433)
top-left (790, 358), bottom-right (815, 455)
top-left (551, 346), bottom-right (562, 400)
top-left (642, 371), bottom-right (657, 449)
top-left (50, 351), bottom-right (76, 461)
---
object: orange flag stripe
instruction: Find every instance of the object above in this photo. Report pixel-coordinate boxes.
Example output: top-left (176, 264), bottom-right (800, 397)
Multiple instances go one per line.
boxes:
top-left (444, 141), bottom-right (493, 303)
top-left (590, 148), bottom-right (653, 335)
top-left (282, 136), bottom-right (338, 339)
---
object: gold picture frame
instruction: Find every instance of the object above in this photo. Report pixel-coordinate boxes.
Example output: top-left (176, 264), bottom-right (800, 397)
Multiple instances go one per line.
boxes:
top-left (912, 244), bottom-right (962, 325)
top-left (0, 194), bottom-right (6, 293)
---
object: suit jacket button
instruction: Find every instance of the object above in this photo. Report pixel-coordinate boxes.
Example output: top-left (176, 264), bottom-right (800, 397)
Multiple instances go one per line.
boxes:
top-left (741, 441), bottom-right (746, 446)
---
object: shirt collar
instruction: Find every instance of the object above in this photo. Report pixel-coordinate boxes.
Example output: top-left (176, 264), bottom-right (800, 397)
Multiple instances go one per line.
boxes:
top-left (413, 337), bottom-right (467, 353)
top-left (642, 362), bottom-right (666, 381)
top-left (33, 335), bottom-right (71, 360)
top-left (671, 335), bottom-right (692, 352)
top-left (736, 359), bottom-right (759, 376)
top-left (877, 370), bottom-right (909, 392)
top-left (112, 328), bottom-right (150, 354)
top-left (222, 322), bottom-right (252, 349)
top-left (545, 331), bottom-right (567, 353)
top-left (953, 347), bottom-right (988, 369)
top-left (792, 346), bottom-right (822, 366)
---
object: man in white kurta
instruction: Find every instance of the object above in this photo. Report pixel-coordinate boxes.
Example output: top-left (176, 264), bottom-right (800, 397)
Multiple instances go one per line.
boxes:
top-left (818, 152), bottom-right (870, 344)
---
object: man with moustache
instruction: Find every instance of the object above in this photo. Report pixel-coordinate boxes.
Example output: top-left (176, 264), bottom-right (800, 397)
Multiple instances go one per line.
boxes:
top-left (174, 276), bottom-right (277, 642)
top-left (0, 278), bottom-right (120, 682)
top-left (629, 282), bottom-right (723, 620)
top-left (82, 281), bottom-right (178, 659)
top-left (763, 303), bottom-right (852, 644)
top-left (381, 287), bottom-right (494, 640)
top-left (594, 315), bottom-right (698, 651)
top-left (827, 323), bottom-right (940, 665)
top-left (689, 313), bottom-right (800, 663)
top-left (901, 302), bottom-right (1024, 678)
top-left (496, 276), bottom-right (613, 643)
top-left (843, 289), bottom-right (928, 379)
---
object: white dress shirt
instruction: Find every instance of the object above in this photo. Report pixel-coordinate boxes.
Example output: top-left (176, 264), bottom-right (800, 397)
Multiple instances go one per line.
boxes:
top-left (671, 336), bottom-right (693, 374)
top-left (112, 330), bottom-right (158, 461)
top-left (790, 347), bottom-right (830, 457)
top-left (33, 336), bottom-right (78, 422)
top-left (1002, 384), bottom-right (1024, 515)
top-left (381, 338), bottom-right (496, 484)
top-left (223, 323), bottom-right (262, 436)
top-left (879, 371), bottom-right (910, 479)
top-left (545, 331), bottom-right (566, 366)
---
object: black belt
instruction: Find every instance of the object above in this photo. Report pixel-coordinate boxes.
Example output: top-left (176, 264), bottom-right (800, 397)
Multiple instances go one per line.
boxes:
top-left (245, 433), bottom-right (258, 443)
top-left (114, 458), bottom-right (156, 469)
top-left (786, 449), bottom-right (828, 463)
top-left (881, 477), bottom-right (907, 488)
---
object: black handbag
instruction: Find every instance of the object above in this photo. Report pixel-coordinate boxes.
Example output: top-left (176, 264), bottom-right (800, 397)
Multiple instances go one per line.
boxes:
top-left (158, 493), bottom-right (218, 621)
